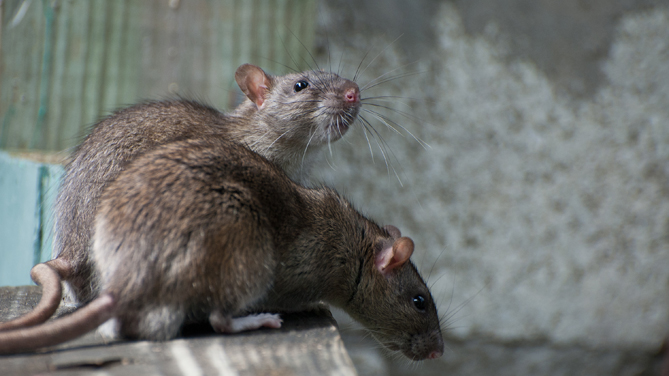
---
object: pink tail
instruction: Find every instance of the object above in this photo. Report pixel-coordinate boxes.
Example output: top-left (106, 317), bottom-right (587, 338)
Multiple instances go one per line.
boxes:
top-left (0, 293), bottom-right (115, 354)
top-left (0, 260), bottom-right (70, 331)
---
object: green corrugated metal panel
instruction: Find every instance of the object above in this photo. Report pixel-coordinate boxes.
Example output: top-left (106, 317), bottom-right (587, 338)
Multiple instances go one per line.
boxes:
top-left (0, 0), bottom-right (318, 152)
top-left (0, 151), bottom-right (63, 286)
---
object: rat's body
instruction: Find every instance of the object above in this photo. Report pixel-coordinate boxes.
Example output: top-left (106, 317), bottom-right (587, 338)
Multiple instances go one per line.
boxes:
top-left (5, 64), bottom-right (360, 327)
top-left (0, 139), bottom-right (443, 360)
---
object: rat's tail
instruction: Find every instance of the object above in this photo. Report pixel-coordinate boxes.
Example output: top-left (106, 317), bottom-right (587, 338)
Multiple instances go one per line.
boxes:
top-left (0, 293), bottom-right (115, 354)
top-left (0, 259), bottom-right (71, 331)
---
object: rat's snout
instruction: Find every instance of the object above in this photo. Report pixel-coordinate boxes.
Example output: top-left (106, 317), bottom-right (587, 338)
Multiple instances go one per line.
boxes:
top-left (408, 328), bottom-right (445, 360)
top-left (342, 82), bottom-right (360, 105)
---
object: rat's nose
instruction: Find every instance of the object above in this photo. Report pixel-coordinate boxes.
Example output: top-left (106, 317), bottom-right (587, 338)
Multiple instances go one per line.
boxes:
top-left (344, 87), bottom-right (359, 103)
top-left (428, 350), bottom-right (443, 359)
top-left (341, 80), bottom-right (360, 105)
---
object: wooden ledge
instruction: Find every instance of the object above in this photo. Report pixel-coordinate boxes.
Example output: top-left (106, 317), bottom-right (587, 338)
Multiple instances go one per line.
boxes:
top-left (0, 286), bottom-right (357, 375)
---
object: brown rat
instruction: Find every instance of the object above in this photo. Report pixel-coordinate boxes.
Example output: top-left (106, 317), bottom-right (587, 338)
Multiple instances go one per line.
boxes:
top-left (0, 138), bottom-right (444, 360)
top-left (0, 63), bottom-right (361, 332)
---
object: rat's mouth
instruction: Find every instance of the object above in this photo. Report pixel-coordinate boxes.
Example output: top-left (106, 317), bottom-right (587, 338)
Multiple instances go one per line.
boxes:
top-left (402, 347), bottom-right (433, 361)
top-left (326, 112), bottom-right (356, 139)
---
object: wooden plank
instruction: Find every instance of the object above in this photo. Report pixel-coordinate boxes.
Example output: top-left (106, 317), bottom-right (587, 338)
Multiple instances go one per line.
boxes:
top-left (0, 286), bottom-right (358, 376)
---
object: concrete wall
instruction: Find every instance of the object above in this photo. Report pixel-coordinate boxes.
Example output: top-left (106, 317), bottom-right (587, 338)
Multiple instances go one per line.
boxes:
top-left (314, 1), bottom-right (669, 374)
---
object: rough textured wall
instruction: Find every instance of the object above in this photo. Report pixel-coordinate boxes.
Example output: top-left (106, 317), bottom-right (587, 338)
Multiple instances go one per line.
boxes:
top-left (315, 1), bottom-right (669, 374)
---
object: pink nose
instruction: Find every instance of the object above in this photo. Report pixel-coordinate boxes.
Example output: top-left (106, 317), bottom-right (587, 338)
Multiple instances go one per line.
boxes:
top-left (428, 350), bottom-right (443, 359)
top-left (344, 87), bottom-right (359, 103)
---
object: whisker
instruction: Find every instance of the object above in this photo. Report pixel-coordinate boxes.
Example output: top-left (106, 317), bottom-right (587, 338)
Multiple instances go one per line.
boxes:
top-left (360, 97), bottom-right (416, 109)
top-left (362, 107), bottom-right (430, 149)
top-left (275, 99), bottom-right (325, 105)
top-left (361, 100), bottom-right (428, 125)
top-left (361, 70), bottom-right (426, 92)
top-left (353, 48), bottom-right (373, 82)
top-left (325, 152), bottom-right (338, 172)
top-left (360, 121), bottom-right (376, 163)
top-left (261, 57), bottom-right (299, 74)
top-left (327, 130), bottom-right (334, 158)
top-left (337, 50), bottom-right (345, 77)
top-left (359, 60), bottom-right (421, 91)
top-left (276, 27), bottom-right (301, 72)
top-left (301, 127), bottom-right (319, 169)
top-left (359, 116), bottom-right (391, 174)
top-left (359, 114), bottom-right (406, 173)
top-left (357, 34), bottom-right (404, 82)
top-left (248, 129), bottom-right (274, 149)
top-left (362, 108), bottom-right (405, 138)
top-left (286, 27), bottom-right (321, 72)
top-left (428, 268), bottom-right (449, 289)
top-left (425, 247), bottom-right (447, 284)
top-left (337, 120), bottom-right (356, 147)
top-left (264, 128), bottom-right (293, 154)
top-left (361, 94), bottom-right (423, 101)
top-left (359, 116), bottom-right (403, 186)
top-left (441, 283), bottom-right (487, 326)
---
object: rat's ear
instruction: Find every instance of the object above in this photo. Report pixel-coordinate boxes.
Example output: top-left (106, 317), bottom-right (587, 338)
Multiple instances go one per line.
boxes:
top-left (235, 64), bottom-right (272, 109)
top-left (382, 225), bottom-right (401, 239)
top-left (375, 237), bottom-right (414, 276)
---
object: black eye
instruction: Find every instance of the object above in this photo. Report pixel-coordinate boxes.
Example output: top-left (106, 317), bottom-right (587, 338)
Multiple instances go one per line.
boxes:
top-left (413, 295), bottom-right (426, 311)
top-left (294, 80), bottom-right (309, 92)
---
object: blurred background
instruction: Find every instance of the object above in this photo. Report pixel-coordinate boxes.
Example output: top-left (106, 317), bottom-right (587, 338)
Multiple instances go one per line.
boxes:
top-left (1, 0), bottom-right (668, 374)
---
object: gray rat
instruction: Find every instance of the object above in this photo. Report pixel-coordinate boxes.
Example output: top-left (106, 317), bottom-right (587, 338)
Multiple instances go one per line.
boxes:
top-left (0, 64), bottom-right (361, 332)
top-left (0, 138), bottom-right (444, 361)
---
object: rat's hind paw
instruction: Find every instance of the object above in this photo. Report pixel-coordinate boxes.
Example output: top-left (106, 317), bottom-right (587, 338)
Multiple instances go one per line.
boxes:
top-left (209, 311), bottom-right (282, 333)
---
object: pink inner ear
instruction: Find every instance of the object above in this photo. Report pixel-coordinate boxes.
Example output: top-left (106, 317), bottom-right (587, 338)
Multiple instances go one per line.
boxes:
top-left (235, 64), bottom-right (272, 109)
top-left (248, 74), bottom-right (270, 108)
top-left (392, 237), bottom-right (414, 266)
top-left (376, 237), bottom-right (415, 275)
top-left (375, 244), bottom-right (393, 272)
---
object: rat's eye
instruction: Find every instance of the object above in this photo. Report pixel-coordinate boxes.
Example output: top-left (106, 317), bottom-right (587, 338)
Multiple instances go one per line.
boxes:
top-left (294, 80), bottom-right (309, 92)
top-left (413, 295), bottom-right (426, 312)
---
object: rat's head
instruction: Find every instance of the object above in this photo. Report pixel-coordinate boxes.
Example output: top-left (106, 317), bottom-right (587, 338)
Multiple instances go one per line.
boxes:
top-left (346, 225), bottom-right (444, 361)
top-left (235, 64), bottom-right (360, 147)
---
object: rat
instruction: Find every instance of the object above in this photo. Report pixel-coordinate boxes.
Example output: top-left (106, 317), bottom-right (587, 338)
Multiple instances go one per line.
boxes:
top-left (0, 138), bottom-right (444, 361)
top-left (0, 63), bottom-right (361, 331)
